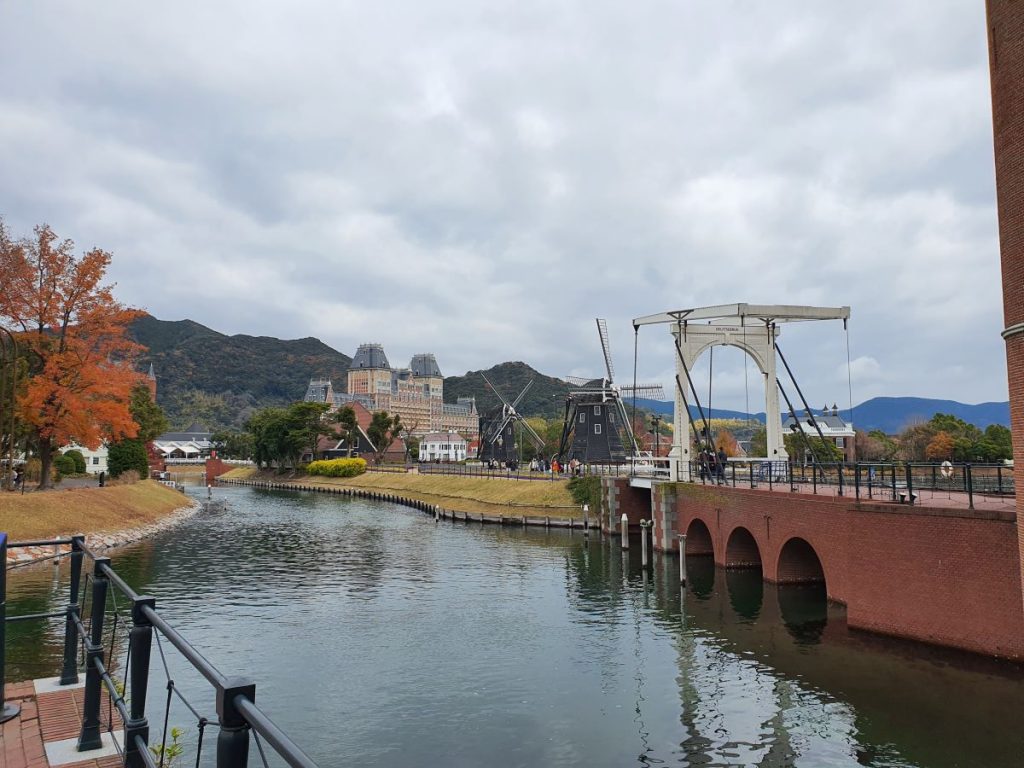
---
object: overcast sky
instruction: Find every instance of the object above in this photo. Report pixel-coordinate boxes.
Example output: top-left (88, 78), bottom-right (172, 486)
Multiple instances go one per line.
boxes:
top-left (0, 1), bottom-right (1008, 412)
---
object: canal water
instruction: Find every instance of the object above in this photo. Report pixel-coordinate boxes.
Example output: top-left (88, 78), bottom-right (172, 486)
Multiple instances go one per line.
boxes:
top-left (5, 486), bottom-right (1023, 767)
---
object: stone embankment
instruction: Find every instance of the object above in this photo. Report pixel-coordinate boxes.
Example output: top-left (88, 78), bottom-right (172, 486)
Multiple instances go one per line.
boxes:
top-left (219, 478), bottom-right (596, 530)
top-left (4, 497), bottom-right (203, 569)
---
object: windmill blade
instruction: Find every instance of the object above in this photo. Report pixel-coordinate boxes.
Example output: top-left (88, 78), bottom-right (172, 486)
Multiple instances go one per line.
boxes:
top-left (492, 412), bottom-right (515, 439)
top-left (511, 378), bottom-right (534, 410)
top-left (481, 372), bottom-right (513, 408)
top-left (620, 384), bottom-right (667, 400)
top-left (596, 318), bottom-right (615, 383)
top-left (565, 375), bottom-right (593, 387)
top-left (520, 417), bottom-right (546, 450)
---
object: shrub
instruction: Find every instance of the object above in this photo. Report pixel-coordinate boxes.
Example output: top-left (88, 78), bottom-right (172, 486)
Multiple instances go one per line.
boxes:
top-left (109, 469), bottom-right (141, 485)
top-left (567, 475), bottom-right (602, 513)
top-left (54, 453), bottom-right (76, 479)
top-left (108, 439), bottom-right (149, 478)
top-left (306, 458), bottom-right (367, 478)
top-left (64, 449), bottom-right (87, 474)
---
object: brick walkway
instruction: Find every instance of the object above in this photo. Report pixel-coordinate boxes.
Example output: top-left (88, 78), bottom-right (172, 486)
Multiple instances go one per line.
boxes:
top-left (1, 681), bottom-right (121, 768)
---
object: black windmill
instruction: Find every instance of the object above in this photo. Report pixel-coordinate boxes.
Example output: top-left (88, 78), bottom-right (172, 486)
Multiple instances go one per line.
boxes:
top-left (558, 319), bottom-right (665, 464)
top-left (478, 374), bottom-right (546, 464)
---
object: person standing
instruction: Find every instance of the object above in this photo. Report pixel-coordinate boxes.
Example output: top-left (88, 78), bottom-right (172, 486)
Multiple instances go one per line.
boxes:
top-left (716, 447), bottom-right (727, 484)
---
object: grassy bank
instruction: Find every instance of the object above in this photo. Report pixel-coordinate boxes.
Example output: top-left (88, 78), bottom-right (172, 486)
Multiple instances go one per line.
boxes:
top-left (219, 466), bottom-right (585, 518)
top-left (1, 481), bottom-right (190, 540)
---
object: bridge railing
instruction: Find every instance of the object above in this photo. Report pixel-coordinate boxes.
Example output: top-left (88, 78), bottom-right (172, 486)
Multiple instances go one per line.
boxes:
top-left (676, 459), bottom-right (1013, 510)
top-left (0, 533), bottom-right (320, 768)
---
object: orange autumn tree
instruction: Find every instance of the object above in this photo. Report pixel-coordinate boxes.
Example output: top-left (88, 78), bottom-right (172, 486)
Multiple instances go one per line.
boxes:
top-left (0, 221), bottom-right (143, 488)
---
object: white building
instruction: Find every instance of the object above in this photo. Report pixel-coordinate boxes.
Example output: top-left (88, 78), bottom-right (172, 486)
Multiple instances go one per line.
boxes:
top-left (781, 405), bottom-right (855, 462)
top-left (419, 432), bottom-right (468, 462)
top-left (61, 443), bottom-right (109, 475)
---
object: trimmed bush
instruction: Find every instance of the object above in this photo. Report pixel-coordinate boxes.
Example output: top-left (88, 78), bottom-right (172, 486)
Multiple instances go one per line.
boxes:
top-left (108, 439), bottom-right (149, 479)
top-left (64, 449), bottom-right (87, 474)
top-left (307, 458), bottom-right (367, 478)
top-left (54, 453), bottom-right (76, 479)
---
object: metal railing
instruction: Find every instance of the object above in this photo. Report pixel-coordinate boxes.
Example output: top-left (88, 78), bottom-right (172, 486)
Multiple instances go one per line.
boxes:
top-left (1, 533), bottom-right (319, 768)
top-left (664, 459), bottom-right (1014, 509)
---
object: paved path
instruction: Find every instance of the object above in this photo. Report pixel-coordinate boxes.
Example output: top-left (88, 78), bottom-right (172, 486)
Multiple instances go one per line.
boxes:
top-left (2, 681), bottom-right (120, 768)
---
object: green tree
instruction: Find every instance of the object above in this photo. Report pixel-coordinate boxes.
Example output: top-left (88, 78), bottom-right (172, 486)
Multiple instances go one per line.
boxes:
top-left (210, 430), bottom-right (253, 460)
top-left (108, 439), bottom-right (149, 478)
top-left (129, 383), bottom-right (169, 443)
top-left (749, 426), bottom-right (767, 457)
top-left (785, 431), bottom-right (843, 463)
top-left (331, 406), bottom-right (359, 456)
top-left (367, 411), bottom-right (402, 464)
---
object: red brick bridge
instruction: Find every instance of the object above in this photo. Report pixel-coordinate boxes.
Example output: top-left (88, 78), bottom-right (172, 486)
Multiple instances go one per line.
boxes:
top-left (601, 477), bottom-right (1024, 661)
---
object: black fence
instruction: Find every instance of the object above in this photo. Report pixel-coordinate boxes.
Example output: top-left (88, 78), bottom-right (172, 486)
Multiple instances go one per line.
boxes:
top-left (0, 533), bottom-right (319, 768)
top-left (684, 460), bottom-right (1014, 509)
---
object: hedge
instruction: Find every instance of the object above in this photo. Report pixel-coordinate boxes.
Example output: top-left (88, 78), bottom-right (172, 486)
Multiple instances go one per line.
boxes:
top-left (307, 458), bottom-right (367, 478)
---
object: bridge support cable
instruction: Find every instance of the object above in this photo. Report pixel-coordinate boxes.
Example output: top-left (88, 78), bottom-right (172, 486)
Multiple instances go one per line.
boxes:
top-left (775, 343), bottom-right (840, 484)
top-left (776, 380), bottom-right (826, 487)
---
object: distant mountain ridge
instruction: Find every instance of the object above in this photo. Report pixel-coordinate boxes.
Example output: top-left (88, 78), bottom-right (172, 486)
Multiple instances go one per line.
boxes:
top-left (130, 316), bottom-right (1009, 434)
top-left (129, 315), bottom-right (352, 430)
top-left (631, 396), bottom-right (1010, 432)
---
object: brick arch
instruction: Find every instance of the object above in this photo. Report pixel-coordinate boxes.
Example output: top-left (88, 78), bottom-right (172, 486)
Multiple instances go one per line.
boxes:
top-left (777, 537), bottom-right (826, 585)
top-left (685, 518), bottom-right (714, 556)
top-left (725, 526), bottom-right (762, 570)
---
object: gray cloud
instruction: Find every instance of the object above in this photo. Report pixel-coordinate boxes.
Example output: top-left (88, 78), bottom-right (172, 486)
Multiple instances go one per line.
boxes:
top-left (0, 0), bottom-right (1007, 412)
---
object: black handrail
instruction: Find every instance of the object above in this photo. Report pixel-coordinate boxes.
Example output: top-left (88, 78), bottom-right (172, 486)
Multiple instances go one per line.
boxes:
top-left (2, 533), bottom-right (322, 768)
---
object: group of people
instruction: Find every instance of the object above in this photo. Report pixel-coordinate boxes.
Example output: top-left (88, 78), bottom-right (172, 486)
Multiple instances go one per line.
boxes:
top-left (698, 446), bottom-right (729, 484)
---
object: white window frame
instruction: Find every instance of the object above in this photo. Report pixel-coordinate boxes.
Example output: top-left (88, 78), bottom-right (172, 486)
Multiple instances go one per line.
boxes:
top-left (594, 424), bottom-right (602, 435)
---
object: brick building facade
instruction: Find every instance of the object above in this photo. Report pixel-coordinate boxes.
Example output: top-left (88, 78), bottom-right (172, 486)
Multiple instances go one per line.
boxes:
top-left (987, 1), bottom-right (1024, 601)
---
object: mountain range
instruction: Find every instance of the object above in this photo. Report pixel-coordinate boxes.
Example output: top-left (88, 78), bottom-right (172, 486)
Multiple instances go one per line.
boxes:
top-left (130, 315), bottom-right (1010, 434)
top-left (632, 397), bottom-right (1010, 433)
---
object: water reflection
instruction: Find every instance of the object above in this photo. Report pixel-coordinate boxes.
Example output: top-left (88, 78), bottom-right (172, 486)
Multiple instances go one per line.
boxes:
top-left (5, 486), bottom-right (1024, 768)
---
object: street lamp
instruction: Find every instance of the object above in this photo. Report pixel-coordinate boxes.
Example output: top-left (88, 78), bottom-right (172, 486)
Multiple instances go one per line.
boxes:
top-left (650, 414), bottom-right (662, 457)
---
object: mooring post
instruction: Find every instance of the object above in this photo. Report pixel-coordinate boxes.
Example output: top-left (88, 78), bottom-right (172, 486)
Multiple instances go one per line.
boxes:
top-left (59, 534), bottom-right (86, 686)
top-left (0, 533), bottom-right (22, 724)
top-left (583, 504), bottom-right (589, 536)
top-left (435, 505), bottom-right (440, 523)
top-left (677, 534), bottom-right (687, 585)
top-left (78, 557), bottom-right (110, 751)
top-left (640, 520), bottom-right (650, 568)
top-left (620, 513), bottom-right (628, 549)
top-left (124, 596), bottom-right (156, 768)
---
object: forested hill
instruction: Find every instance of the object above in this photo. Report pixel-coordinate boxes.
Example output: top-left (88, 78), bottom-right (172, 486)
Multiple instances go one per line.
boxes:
top-left (129, 315), bottom-right (352, 430)
top-left (443, 362), bottom-right (573, 420)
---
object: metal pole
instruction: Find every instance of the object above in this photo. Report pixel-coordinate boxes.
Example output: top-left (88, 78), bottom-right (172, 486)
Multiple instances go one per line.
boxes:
top-left (905, 463), bottom-right (914, 506)
top-left (891, 464), bottom-right (898, 501)
top-left (124, 596), bottom-right (156, 768)
top-left (78, 558), bottom-right (110, 751)
top-left (217, 678), bottom-right (254, 768)
top-left (640, 520), bottom-right (649, 568)
top-left (677, 534), bottom-right (687, 585)
top-left (620, 513), bottom-right (628, 550)
top-left (838, 463), bottom-right (844, 496)
top-left (966, 464), bottom-right (974, 509)
top-left (997, 465), bottom-right (1003, 494)
top-left (59, 534), bottom-right (85, 685)
top-left (0, 533), bottom-right (22, 723)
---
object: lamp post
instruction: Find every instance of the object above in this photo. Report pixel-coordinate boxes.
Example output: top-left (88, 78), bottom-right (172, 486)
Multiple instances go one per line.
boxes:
top-left (0, 329), bottom-right (18, 492)
top-left (650, 414), bottom-right (662, 458)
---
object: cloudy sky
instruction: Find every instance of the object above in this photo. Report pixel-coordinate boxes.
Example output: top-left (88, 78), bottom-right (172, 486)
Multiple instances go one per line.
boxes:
top-left (0, 1), bottom-right (1008, 412)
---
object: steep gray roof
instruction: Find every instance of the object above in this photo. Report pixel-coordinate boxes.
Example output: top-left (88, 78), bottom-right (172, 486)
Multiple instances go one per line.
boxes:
top-left (351, 343), bottom-right (390, 370)
top-left (409, 353), bottom-right (442, 378)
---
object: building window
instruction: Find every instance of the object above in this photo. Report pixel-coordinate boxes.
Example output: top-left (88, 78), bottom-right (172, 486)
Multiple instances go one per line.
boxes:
top-left (593, 405), bottom-right (601, 415)
top-left (594, 424), bottom-right (602, 435)
top-left (579, 413), bottom-right (586, 423)
top-left (836, 437), bottom-right (844, 447)
top-left (92, 457), bottom-right (99, 465)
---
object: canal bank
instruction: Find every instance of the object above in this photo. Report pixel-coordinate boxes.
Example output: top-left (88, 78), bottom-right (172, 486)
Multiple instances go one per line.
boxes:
top-left (3, 480), bottom-right (200, 568)
top-left (217, 465), bottom-right (586, 520)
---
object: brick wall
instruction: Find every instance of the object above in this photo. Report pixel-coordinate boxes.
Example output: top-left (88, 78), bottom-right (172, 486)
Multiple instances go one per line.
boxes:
top-left (601, 477), bottom-right (652, 534)
top-left (650, 482), bottom-right (1024, 659)
top-left (987, 0), bottom-right (1024, 607)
